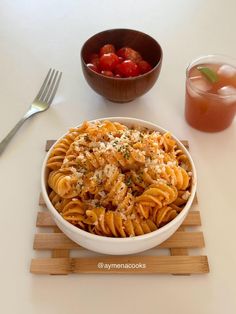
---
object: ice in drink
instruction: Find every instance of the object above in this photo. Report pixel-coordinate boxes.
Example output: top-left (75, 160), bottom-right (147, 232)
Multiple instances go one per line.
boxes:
top-left (185, 58), bottom-right (236, 132)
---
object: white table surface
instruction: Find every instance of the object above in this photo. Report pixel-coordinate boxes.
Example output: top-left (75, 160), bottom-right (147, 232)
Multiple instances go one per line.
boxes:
top-left (0, 0), bottom-right (236, 313)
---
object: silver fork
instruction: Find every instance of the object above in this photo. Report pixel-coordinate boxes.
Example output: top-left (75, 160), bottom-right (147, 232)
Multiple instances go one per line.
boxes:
top-left (0, 68), bottom-right (62, 155)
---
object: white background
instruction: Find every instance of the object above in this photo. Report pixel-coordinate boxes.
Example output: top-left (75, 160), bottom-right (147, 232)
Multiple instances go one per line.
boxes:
top-left (0, 0), bottom-right (236, 313)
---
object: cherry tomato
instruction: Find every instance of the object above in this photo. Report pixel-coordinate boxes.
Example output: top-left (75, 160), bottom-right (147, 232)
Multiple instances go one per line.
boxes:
top-left (117, 47), bottom-right (142, 63)
top-left (114, 63), bottom-right (123, 76)
top-left (88, 53), bottom-right (100, 67)
top-left (138, 60), bottom-right (152, 74)
top-left (99, 44), bottom-right (115, 56)
top-left (86, 63), bottom-right (99, 73)
top-left (99, 53), bottom-right (120, 71)
top-left (115, 60), bottom-right (140, 77)
top-left (118, 56), bottom-right (124, 63)
top-left (101, 70), bottom-right (114, 77)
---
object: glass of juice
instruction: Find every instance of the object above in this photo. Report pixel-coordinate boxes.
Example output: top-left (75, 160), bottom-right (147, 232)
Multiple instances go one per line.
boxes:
top-left (185, 55), bottom-right (236, 132)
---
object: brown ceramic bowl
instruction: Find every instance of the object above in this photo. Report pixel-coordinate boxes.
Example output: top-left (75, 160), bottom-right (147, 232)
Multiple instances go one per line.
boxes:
top-left (81, 28), bottom-right (163, 102)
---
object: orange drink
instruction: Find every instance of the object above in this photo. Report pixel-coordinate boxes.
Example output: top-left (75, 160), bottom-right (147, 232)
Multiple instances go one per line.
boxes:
top-left (185, 55), bottom-right (236, 132)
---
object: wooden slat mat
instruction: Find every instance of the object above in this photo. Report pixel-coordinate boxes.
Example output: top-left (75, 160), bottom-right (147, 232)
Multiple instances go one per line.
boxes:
top-left (30, 140), bottom-right (209, 275)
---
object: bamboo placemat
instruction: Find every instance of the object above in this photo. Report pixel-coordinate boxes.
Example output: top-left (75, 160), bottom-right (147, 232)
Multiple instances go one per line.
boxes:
top-left (30, 140), bottom-right (209, 275)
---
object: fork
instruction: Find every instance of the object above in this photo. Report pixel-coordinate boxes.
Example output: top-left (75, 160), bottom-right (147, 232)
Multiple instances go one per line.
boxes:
top-left (0, 68), bottom-right (62, 155)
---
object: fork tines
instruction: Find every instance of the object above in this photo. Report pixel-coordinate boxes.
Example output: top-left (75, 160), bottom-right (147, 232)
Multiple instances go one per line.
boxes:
top-left (35, 68), bottom-right (62, 104)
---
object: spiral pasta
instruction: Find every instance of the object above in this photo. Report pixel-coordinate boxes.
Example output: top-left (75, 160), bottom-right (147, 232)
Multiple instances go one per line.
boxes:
top-left (46, 120), bottom-right (193, 237)
top-left (84, 207), bottom-right (158, 237)
top-left (47, 128), bottom-right (81, 170)
top-left (48, 168), bottom-right (79, 198)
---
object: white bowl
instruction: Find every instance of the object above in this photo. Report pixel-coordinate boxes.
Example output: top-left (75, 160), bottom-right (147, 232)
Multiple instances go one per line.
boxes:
top-left (41, 117), bottom-right (197, 255)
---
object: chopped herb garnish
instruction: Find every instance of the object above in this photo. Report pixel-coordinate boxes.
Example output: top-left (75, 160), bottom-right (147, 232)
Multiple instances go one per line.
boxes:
top-left (123, 149), bottom-right (130, 159)
top-left (125, 177), bottom-right (132, 186)
top-left (137, 175), bottom-right (143, 182)
top-left (112, 140), bottom-right (119, 147)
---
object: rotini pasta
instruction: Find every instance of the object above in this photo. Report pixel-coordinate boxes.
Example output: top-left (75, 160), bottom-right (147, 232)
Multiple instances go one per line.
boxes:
top-left (46, 120), bottom-right (192, 237)
top-left (47, 128), bottom-right (81, 170)
top-left (83, 207), bottom-right (158, 237)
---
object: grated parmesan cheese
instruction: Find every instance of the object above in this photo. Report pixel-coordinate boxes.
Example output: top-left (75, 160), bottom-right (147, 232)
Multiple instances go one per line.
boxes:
top-left (182, 191), bottom-right (191, 200)
top-left (104, 164), bottom-right (116, 177)
top-left (98, 191), bottom-right (106, 198)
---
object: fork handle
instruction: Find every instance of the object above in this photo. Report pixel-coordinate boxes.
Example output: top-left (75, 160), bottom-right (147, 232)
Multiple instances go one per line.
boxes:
top-left (0, 107), bottom-right (38, 155)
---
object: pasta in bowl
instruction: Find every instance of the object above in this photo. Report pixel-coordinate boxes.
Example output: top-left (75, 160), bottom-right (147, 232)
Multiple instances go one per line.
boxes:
top-left (41, 117), bottom-right (197, 255)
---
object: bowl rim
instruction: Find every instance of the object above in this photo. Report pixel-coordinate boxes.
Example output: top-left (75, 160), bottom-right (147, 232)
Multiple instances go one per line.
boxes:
top-left (80, 28), bottom-right (163, 80)
top-left (41, 117), bottom-right (197, 243)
